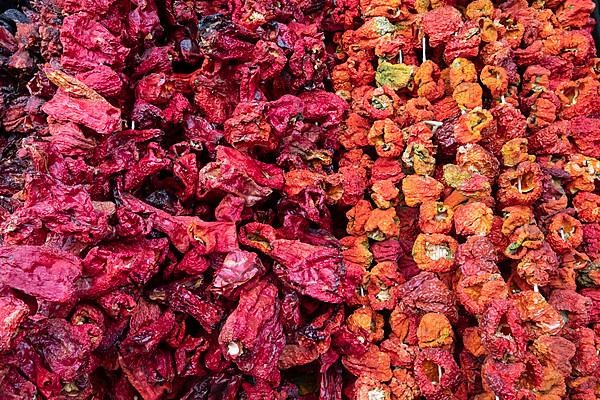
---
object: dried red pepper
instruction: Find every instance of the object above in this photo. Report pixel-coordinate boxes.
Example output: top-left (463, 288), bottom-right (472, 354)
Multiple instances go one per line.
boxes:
top-left (2, 0), bottom-right (600, 397)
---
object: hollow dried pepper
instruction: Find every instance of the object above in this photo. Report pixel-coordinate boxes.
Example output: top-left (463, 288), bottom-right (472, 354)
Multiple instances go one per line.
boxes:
top-left (418, 201), bottom-right (453, 234)
top-left (546, 213), bottom-right (584, 254)
top-left (480, 299), bottom-right (527, 361)
top-left (453, 108), bottom-right (494, 145)
top-left (342, 344), bottom-right (393, 382)
top-left (457, 273), bottom-right (508, 315)
top-left (412, 233), bottom-right (458, 273)
top-left (497, 161), bottom-right (544, 207)
top-left (453, 202), bottom-right (494, 236)
top-left (416, 313), bottom-right (454, 349)
top-left (402, 175), bottom-right (444, 207)
top-left (4, 0), bottom-right (600, 397)
top-left (413, 348), bottom-right (462, 400)
top-left (368, 118), bottom-right (405, 158)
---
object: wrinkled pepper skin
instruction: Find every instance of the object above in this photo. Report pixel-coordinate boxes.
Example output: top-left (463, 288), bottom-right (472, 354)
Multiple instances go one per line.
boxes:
top-left (1, 0), bottom-right (599, 398)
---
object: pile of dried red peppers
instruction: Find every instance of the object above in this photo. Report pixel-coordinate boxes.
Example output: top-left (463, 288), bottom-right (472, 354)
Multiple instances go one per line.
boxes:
top-left (0, 0), bottom-right (599, 398)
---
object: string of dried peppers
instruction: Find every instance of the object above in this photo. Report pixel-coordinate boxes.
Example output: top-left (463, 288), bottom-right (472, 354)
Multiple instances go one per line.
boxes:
top-left (0, 0), bottom-right (599, 398)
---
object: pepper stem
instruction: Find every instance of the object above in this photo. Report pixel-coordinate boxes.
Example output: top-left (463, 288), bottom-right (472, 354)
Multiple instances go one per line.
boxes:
top-left (437, 364), bottom-right (442, 382)
top-left (422, 36), bottom-right (427, 62)
top-left (517, 176), bottom-right (522, 194)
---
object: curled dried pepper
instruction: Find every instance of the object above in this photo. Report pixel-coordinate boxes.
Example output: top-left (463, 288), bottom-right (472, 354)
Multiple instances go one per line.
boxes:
top-left (375, 60), bottom-right (414, 91)
top-left (353, 85), bottom-right (401, 120)
top-left (479, 18), bottom-right (499, 43)
top-left (573, 192), bottom-right (600, 223)
top-left (448, 58), bottom-right (477, 89)
top-left (342, 344), bottom-right (393, 382)
top-left (504, 223), bottom-right (545, 260)
top-left (418, 201), bottom-right (453, 234)
top-left (481, 356), bottom-right (542, 400)
top-left (462, 327), bottom-right (485, 358)
top-left (480, 299), bottom-right (527, 361)
top-left (401, 97), bottom-right (435, 126)
top-left (371, 179), bottom-right (399, 209)
top-left (340, 113), bottom-right (371, 150)
top-left (368, 118), bottom-right (405, 158)
top-left (456, 235), bottom-right (499, 276)
top-left (501, 138), bottom-right (532, 167)
top-left (224, 101), bottom-right (274, 152)
top-left (453, 108), bottom-right (494, 145)
top-left (218, 280), bottom-right (284, 384)
top-left (414, 61), bottom-right (445, 102)
top-left (497, 161), bottom-right (544, 207)
top-left (372, 158), bottom-right (405, 184)
top-left (465, 0), bottom-right (494, 20)
top-left (366, 261), bottom-right (403, 311)
top-left (413, 348), bottom-right (462, 400)
top-left (412, 233), bottom-right (458, 273)
top-left (453, 82), bottom-right (483, 111)
top-left (457, 273), bottom-right (508, 315)
top-left (531, 335), bottom-right (576, 377)
top-left (554, 0), bottom-right (595, 29)
top-left (389, 368), bottom-right (421, 400)
top-left (333, 56), bottom-right (377, 100)
top-left (546, 213), bottom-right (584, 254)
top-left (516, 243), bottom-right (558, 289)
top-left (347, 306), bottom-right (385, 343)
top-left (480, 65), bottom-right (509, 99)
top-left (0, 293), bottom-right (29, 352)
top-left (416, 313), bottom-right (454, 349)
top-left (453, 202), bottom-right (494, 236)
top-left (397, 272), bottom-right (458, 323)
top-left (365, 208), bottom-right (400, 241)
top-left (456, 144), bottom-right (500, 182)
top-left (353, 376), bottom-right (391, 400)
top-left (549, 289), bottom-right (593, 329)
top-left (564, 154), bottom-right (600, 193)
top-left (402, 142), bottom-right (436, 176)
top-left (512, 290), bottom-right (564, 337)
top-left (501, 206), bottom-right (535, 237)
top-left (402, 175), bottom-right (444, 207)
top-left (421, 6), bottom-right (463, 48)
top-left (389, 308), bottom-right (419, 344)
top-left (443, 20), bottom-right (481, 63)
top-left (346, 200), bottom-right (374, 236)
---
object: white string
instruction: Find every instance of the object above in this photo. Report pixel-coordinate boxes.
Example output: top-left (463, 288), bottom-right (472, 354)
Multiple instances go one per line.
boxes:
top-left (423, 120), bottom-right (443, 128)
top-left (559, 228), bottom-right (567, 241)
top-left (423, 120), bottom-right (443, 133)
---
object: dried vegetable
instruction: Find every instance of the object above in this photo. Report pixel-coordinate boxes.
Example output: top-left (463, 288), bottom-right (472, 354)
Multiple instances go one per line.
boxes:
top-left (0, 0), bottom-right (599, 399)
